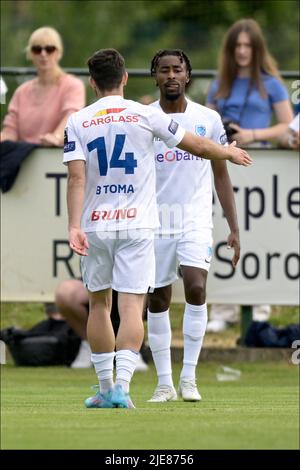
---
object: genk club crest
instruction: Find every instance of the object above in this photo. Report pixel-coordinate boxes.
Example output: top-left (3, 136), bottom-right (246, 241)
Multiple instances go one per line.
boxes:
top-left (195, 125), bottom-right (206, 136)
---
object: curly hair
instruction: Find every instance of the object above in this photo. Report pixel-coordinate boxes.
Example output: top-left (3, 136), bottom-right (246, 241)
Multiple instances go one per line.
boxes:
top-left (150, 49), bottom-right (192, 78)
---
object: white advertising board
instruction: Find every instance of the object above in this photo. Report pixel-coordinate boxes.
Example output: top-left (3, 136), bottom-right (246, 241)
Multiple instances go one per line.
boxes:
top-left (1, 148), bottom-right (299, 304)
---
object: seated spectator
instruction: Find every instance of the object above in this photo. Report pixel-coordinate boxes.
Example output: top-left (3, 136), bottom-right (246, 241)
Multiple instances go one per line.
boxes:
top-left (205, 18), bottom-right (294, 331)
top-left (55, 280), bottom-right (149, 371)
top-left (279, 113), bottom-right (299, 150)
top-left (0, 26), bottom-right (85, 146)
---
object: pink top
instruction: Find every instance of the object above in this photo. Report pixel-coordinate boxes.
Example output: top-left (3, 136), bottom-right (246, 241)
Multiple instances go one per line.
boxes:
top-left (2, 73), bottom-right (85, 144)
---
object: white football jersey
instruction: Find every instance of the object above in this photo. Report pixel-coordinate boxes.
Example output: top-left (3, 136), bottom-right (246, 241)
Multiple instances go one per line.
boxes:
top-left (152, 98), bottom-right (227, 234)
top-left (64, 95), bottom-right (185, 232)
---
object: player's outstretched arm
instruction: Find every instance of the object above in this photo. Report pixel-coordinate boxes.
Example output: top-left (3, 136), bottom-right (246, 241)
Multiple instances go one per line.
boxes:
top-left (177, 131), bottom-right (252, 166)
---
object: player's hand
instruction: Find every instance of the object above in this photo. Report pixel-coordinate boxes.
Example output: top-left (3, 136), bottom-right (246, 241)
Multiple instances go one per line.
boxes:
top-left (288, 131), bottom-right (300, 150)
top-left (69, 227), bottom-right (89, 256)
top-left (228, 124), bottom-right (254, 145)
top-left (227, 141), bottom-right (253, 166)
top-left (227, 230), bottom-right (240, 268)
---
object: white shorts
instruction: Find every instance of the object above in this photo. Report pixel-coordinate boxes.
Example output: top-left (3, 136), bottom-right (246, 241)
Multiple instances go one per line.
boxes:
top-left (154, 229), bottom-right (213, 288)
top-left (81, 230), bottom-right (155, 293)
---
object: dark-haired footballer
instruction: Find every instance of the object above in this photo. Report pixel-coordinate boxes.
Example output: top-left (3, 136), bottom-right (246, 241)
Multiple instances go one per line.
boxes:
top-left (64, 48), bottom-right (251, 409)
top-left (147, 49), bottom-right (241, 402)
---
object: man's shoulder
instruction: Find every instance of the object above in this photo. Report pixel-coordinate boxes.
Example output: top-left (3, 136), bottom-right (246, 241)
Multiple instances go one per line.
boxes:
top-left (68, 97), bottom-right (158, 125)
top-left (125, 98), bottom-right (153, 113)
top-left (188, 99), bottom-right (221, 122)
top-left (129, 98), bottom-right (161, 113)
top-left (150, 100), bottom-right (160, 109)
top-left (67, 100), bottom-right (98, 123)
top-left (130, 99), bottom-right (164, 120)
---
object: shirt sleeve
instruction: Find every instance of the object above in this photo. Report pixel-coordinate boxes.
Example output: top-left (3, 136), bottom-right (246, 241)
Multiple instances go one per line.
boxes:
top-left (267, 77), bottom-right (289, 104)
top-left (206, 79), bottom-right (219, 106)
top-left (63, 114), bottom-right (85, 164)
top-left (148, 107), bottom-right (185, 148)
top-left (2, 88), bottom-right (19, 140)
top-left (61, 75), bottom-right (86, 115)
top-left (289, 113), bottom-right (299, 132)
top-left (211, 112), bottom-right (228, 146)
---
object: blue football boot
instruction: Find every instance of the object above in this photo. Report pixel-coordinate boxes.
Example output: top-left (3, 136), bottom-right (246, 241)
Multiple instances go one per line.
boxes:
top-left (84, 386), bottom-right (115, 408)
top-left (111, 383), bottom-right (135, 409)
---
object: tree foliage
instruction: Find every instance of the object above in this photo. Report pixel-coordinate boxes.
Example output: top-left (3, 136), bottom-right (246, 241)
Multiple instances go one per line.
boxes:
top-left (1, 0), bottom-right (299, 102)
top-left (1, 0), bottom-right (299, 67)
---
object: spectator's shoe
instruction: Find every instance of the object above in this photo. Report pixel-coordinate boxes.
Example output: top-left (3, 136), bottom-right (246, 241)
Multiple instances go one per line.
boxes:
top-left (71, 340), bottom-right (92, 369)
top-left (206, 319), bottom-right (227, 333)
top-left (253, 304), bottom-right (271, 322)
top-left (178, 379), bottom-right (201, 402)
top-left (147, 385), bottom-right (177, 402)
top-left (84, 386), bottom-right (114, 408)
top-left (111, 384), bottom-right (135, 409)
top-left (135, 353), bottom-right (149, 372)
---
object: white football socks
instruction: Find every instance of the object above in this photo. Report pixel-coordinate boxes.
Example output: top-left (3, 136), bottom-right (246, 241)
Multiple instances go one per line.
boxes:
top-left (148, 309), bottom-right (173, 387)
top-left (91, 351), bottom-right (115, 393)
top-left (115, 349), bottom-right (139, 393)
top-left (181, 302), bottom-right (207, 380)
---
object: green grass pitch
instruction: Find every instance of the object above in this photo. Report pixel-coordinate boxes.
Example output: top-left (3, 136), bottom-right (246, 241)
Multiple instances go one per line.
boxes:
top-left (1, 361), bottom-right (299, 450)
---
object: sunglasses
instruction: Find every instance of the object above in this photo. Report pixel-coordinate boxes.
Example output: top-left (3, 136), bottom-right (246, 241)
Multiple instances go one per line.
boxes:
top-left (31, 45), bottom-right (57, 55)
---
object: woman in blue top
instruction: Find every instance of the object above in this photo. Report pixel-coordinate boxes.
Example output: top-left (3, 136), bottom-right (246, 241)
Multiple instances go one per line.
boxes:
top-left (206, 19), bottom-right (294, 334)
top-left (206, 18), bottom-right (293, 146)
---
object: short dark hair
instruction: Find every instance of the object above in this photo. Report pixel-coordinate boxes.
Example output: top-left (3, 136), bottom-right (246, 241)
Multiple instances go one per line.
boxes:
top-left (150, 49), bottom-right (192, 78)
top-left (87, 48), bottom-right (125, 91)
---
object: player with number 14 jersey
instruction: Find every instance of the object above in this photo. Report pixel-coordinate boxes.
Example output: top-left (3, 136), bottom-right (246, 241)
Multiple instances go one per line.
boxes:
top-left (63, 95), bottom-right (185, 233)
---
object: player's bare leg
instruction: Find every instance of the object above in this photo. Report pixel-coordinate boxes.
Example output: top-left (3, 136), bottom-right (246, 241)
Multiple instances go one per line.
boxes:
top-left (84, 288), bottom-right (116, 408)
top-left (87, 288), bottom-right (114, 352)
top-left (110, 292), bottom-right (145, 408)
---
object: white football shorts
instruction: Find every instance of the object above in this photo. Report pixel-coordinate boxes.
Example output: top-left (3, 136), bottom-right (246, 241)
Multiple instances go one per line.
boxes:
top-left (154, 229), bottom-right (213, 288)
top-left (81, 229), bottom-right (155, 293)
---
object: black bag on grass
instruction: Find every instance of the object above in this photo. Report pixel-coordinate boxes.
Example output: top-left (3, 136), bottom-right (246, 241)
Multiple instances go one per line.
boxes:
top-left (244, 321), bottom-right (300, 348)
top-left (0, 318), bottom-right (81, 366)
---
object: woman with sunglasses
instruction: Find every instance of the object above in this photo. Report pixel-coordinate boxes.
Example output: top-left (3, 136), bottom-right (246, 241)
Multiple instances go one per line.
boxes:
top-left (1, 26), bottom-right (85, 146)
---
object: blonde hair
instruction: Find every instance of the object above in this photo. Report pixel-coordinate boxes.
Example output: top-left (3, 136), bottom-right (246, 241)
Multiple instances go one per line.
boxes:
top-left (215, 18), bottom-right (281, 99)
top-left (26, 26), bottom-right (63, 61)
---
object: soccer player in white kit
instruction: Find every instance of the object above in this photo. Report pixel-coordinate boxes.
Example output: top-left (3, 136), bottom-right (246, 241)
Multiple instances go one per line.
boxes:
top-left (64, 49), bottom-right (251, 409)
top-left (147, 50), bottom-right (242, 402)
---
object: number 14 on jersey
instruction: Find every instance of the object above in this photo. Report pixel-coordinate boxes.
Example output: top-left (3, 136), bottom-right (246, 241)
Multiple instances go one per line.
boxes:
top-left (87, 134), bottom-right (137, 176)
